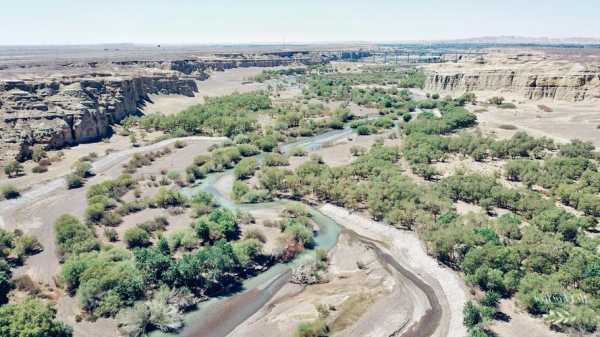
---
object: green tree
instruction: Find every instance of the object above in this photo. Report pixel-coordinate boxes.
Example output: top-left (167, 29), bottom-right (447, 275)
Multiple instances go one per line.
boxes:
top-left (0, 298), bottom-right (72, 337)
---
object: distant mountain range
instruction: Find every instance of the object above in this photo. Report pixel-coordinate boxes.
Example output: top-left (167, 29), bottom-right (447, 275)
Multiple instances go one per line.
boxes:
top-left (431, 36), bottom-right (600, 45)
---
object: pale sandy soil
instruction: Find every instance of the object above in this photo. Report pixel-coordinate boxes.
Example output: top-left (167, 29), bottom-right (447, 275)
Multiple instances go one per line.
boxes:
top-left (143, 66), bottom-right (301, 115)
top-left (322, 101), bottom-right (382, 118)
top-left (227, 232), bottom-right (405, 337)
top-left (432, 156), bottom-right (505, 178)
top-left (0, 136), bottom-right (224, 337)
top-left (490, 299), bottom-right (567, 337)
top-left (0, 131), bottom-right (168, 192)
top-left (454, 201), bottom-right (484, 215)
top-left (143, 67), bottom-right (266, 115)
top-left (286, 130), bottom-right (400, 170)
top-left (470, 95), bottom-right (600, 147)
top-left (319, 204), bottom-right (468, 337)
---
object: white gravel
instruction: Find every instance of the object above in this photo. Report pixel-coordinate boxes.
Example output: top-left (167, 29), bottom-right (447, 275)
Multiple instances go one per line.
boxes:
top-left (319, 204), bottom-right (468, 337)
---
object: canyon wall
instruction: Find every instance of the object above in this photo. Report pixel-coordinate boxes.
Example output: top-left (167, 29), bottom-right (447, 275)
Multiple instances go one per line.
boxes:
top-left (425, 69), bottom-right (600, 101)
top-left (0, 52), bottom-right (345, 162)
top-left (0, 76), bottom-right (198, 162)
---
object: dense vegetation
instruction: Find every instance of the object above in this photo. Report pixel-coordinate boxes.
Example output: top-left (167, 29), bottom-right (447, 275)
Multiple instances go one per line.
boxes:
top-left (11, 63), bottom-right (599, 337)
top-left (249, 67), bottom-right (307, 83)
top-left (0, 228), bottom-right (68, 336)
top-left (125, 92), bottom-right (271, 137)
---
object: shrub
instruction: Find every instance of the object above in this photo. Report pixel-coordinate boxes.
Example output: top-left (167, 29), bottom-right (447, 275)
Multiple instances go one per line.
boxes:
top-left (234, 158), bottom-right (258, 180)
top-left (153, 188), bottom-right (187, 208)
top-left (124, 228), bottom-right (151, 249)
top-left (4, 161), bottom-right (24, 178)
top-left (350, 145), bottom-right (366, 157)
top-left (66, 174), bottom-right (84, 189)
top-left (244, 228), bottom-right (266, 243)
top-left (174, 140), bottom-right (187, 149)
top-left (31, 145), bottom-right (47, 162)
top-left (1, 185), bottom-right (20, 200)
top-left (498, 102), bottom-right (517, 109)
top-left (263, 153), bottom-right (289, 166)
top-left (237, 144), bottom-right (260, 157)
top-left (488, 97), bottom-right (504, 105)
top-left (463, 301), bottom-right (482, 328)
top-left (104, 228), bottom-right (119, 242)
top-left (498, 124), bottom-right (517, 130)
top-left (288, 147), bottom-right (307, 157)
top-left (54, 214), bottom-right (99, 257)
top-left (356, 125), bottom-right (372, 136)
top-left (32, 165), bottom-right (48, 173)
top-left (72, 161), bottom-right (93, 178)
top-left (294, 320), bottom-right (329, 337)
top-left (13, 235), bottom-right (43, 257)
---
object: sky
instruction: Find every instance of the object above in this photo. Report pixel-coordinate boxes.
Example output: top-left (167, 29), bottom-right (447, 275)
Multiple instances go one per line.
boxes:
top-left (1, 0), bottom-right (599, 45)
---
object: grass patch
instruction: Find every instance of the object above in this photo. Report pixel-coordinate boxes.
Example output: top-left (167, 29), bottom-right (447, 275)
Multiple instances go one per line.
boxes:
top-left (329, 294), bottom-right (377, 333)
top-left (498, 124), bottom-right (518, 130)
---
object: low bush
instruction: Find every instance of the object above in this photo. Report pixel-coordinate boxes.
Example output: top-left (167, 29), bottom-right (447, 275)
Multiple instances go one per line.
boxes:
top-left (66, 174), bottom-right (84, 189)
top-left (124, 227), bottom-right (151, 249)
top-left (1, 185), bottom-right (20, 200)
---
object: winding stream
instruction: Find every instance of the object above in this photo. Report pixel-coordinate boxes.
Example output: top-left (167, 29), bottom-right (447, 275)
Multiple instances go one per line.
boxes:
top-left (156, 127), bottom-right (444, 337)
top-left (0, 125), bottom-right (446, 337)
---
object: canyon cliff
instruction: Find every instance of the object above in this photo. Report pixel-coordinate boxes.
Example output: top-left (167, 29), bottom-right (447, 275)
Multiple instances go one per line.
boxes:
top-left (0, 52), bottom-right (348, 162)
top-left (424, 51), bottom-right (600, 102)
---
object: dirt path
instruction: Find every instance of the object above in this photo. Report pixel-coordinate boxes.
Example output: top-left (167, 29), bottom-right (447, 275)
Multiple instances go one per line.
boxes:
top-left (319, 204), bottom-right (468, 337)
top-left (0, 136), bottom-right (226, 215)
top-left (0, 136), bottom-right (225, 286)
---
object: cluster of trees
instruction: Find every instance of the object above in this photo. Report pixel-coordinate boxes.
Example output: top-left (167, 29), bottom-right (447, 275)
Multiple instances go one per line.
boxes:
top-left (430, 172), bottom-right (600, 332)
top-left (349, 115), bottom-right (396, 136)
top-left (304, 76), bottom-right (418, 118)
top-left (250, 143), bottom-right (450, 233)
top-left (249, 68), bottom-right (307, 83)
top-left (56, 181), bottom-right (268, 335)
top-left (125, 92), bottom-right (271, 137)
top-left (0, 228), bottom-right (43, 303)
top-left (272, 104), bottom-right (354, 136)
top-left (305, 67), bottom-right (425, 88)
top-left (0, 229), bottom-right (68, 337)
top-left (500, 139), bottom-right (600, 216)
top-left (0, 298), bottom-right (73, 337)
top-left (186, 139), bottom-right (273, 183)
top-left (401, 103), bottom-right (477, 136)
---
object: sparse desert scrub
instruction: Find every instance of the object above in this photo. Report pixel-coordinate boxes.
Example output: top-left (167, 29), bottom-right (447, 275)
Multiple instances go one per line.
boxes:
top-left (0, 185), bottom-right (20, 200)
top-left (3, 160), bottom-right (24, 178)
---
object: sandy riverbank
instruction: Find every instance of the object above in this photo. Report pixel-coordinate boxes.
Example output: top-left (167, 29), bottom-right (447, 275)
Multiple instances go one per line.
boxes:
top-left (319, 204), bottom-right (468, 337)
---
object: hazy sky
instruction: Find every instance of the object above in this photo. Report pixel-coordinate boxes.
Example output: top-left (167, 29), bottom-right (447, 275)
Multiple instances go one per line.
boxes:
top-left (1, 0), bottom-right (599, 45)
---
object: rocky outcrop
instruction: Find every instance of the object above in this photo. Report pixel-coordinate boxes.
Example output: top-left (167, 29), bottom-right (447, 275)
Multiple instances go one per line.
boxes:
top-left (425, 69), bottom-right (600, 101)
top-left (0, 50), bottom-right (368, 162)
top-left (0, 76), bottom-right (197, 162)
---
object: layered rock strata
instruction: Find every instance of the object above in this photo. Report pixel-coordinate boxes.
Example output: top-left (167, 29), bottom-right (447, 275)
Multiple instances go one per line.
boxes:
top-left (425, 69), bottom-right (600, 101)
top-left (0, 51), bottom-right (358, 162)
top-left (423, 50), bottom-right (600, 102)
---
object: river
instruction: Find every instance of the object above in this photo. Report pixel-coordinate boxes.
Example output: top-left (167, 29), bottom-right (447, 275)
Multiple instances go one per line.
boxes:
top-left (155, 126), bottom-right (444, 337)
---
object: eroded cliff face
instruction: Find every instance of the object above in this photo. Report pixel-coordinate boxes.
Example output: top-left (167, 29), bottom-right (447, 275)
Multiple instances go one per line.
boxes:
top-left (0, 76), bottom-right (198, 162)
top-left (425, 70), bottom-right (600, 101)
top-left (0, 52), bottom-right (347, 162)
top-left (423, 51), bottom-right (600, 102)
